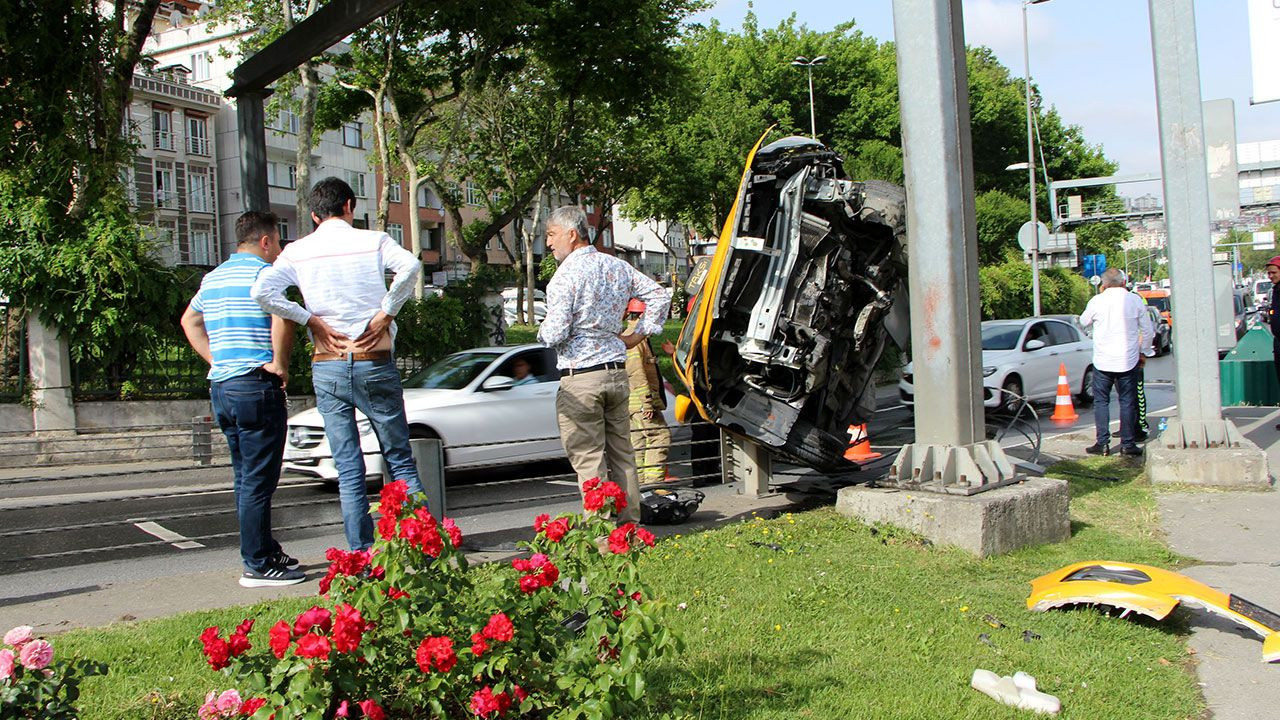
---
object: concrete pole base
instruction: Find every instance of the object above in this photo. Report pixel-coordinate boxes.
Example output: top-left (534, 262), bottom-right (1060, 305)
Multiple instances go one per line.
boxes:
top-left (836, 477), bottom-right (1071, 557)
top-left (1148, 419), bottom-right (1270, 488)
top-left (887, 440), bottom-right (1019, 494)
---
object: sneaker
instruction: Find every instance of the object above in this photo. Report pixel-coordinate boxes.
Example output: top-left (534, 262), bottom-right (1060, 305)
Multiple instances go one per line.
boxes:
top-left (1119, 446), bottom-right (1144, 457)
top-left (1084, 443), bottom-right (1110, 456)
top-left (1134, 430), bottom-right (1149, 443)
top-left (273, 550), bottom-right (301, 569)
top-left (239, 565), bottom-right (306, 588)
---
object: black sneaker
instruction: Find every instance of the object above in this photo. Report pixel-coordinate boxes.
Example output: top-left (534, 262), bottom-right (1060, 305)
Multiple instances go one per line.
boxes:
top-left (240, 565), bottom-right (306, 588)
top-left (1119, 446), bottom-right (1144, 457)
top-left (1084, 443), bottom-right (1110, 456)
top-left (1134, 431), bottom-right (1149, 443)
top-left (273, 550), bottom-right (300, 570)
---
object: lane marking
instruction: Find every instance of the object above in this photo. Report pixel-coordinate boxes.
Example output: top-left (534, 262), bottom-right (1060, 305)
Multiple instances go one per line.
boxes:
top-left (133, 521), bottom-right (205, 550)
top-left (546, 480), bottom-right (580, 487)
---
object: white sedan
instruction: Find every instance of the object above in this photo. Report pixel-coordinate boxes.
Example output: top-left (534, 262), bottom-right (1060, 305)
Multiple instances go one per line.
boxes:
top-left (898, 317), bottom-right (1094, 411)
top-left (284, 344), bottom-right (678, 480)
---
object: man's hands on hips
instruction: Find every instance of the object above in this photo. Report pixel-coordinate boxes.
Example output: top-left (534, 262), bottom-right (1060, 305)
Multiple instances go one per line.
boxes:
top-left (261, 360), bottom-right (289, 387)
top-left (308, 315), bottom-right (350, 353)
top-left (354, 311), bottom-right (393, 351)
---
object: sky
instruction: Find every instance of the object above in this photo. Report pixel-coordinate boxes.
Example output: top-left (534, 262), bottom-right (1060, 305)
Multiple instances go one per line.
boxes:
top-left (693, 0), bottom-right (1280, 199)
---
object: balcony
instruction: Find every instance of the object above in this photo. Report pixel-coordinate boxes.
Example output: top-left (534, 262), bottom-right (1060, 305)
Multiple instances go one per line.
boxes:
top-left (153, 130), bottom-right (174, 151)
top-left (187, 136), bottom-right (210, 156)
top-left (155, 189), bottom-right (178, 210)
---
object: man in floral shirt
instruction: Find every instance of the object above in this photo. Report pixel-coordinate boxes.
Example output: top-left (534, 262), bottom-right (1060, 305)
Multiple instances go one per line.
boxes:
top-left (538, 206), bottom-right (670, 522)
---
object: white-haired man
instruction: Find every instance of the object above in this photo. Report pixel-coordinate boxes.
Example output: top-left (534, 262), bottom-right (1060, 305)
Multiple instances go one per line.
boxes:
top-left (1079, 267), bottom-right (1154, 457)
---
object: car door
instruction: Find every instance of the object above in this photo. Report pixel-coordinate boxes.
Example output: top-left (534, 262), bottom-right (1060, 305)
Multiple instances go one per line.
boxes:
top-left (1045, 320), bottom-right (1088, 393)
top-left (1018, 321), bottom-right (1058, 400)
top-left (455, 348), bottom-right (561, 466)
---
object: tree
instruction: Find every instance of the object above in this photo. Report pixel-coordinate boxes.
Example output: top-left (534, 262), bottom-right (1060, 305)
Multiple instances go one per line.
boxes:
top-left (974, 190), bottom-right (1028, 265)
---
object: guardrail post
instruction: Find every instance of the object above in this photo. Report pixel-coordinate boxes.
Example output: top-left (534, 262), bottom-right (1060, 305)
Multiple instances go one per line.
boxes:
top-left (725, 432), bottom-right (773, 498)
top-left (191, 415), bottom-right (213, 465)
top-left (410, 438), bottom-right (447, 516)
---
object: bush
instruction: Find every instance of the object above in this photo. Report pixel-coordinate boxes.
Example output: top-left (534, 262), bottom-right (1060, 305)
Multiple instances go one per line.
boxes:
top-left (979, 258), bottom-right (1090, 319)
top-left (194, 480), bottom-right (679, 718)
top-left (1, 625), bottom-right (107, 718)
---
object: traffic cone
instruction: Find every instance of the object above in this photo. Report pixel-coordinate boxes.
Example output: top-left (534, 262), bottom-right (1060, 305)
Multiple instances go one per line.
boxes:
top-left (1050, 363), bottom-right (1079, 424)
top-left (844, 424), bottom-right (883, 462)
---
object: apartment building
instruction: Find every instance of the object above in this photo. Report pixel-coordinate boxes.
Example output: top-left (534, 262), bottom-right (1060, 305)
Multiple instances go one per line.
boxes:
top-left (610, 210), bottom-right (690, 282)
top-left (126, 64), bottom-right (221, 267)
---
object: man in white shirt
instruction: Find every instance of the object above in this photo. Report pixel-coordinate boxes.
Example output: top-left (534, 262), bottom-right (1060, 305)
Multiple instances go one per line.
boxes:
top-left (252, 177), bottom-right (424, 550)
top-left (1079, 268), bottom-right (1155, 457)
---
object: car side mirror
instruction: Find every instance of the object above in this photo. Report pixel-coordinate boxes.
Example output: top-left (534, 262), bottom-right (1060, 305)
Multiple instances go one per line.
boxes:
top-left (1024, 339), bottom-right (1046, 351)
top-left (481, 375), bottom-right (516, 392)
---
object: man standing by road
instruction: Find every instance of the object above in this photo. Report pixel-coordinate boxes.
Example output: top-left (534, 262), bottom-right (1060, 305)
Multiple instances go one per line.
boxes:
top-left (252, 177), bottom-right (425, 551)
top-left (538, 206), bottom-right (671, 522)
top-left (624, 299), bottom-right (671, 484)
top-left (1080, 268), bottom-right (1155, 457)
top-left (181, 211), bottom-right (305, 588)
top-left (1265, 257), bottom-right (1280, 429)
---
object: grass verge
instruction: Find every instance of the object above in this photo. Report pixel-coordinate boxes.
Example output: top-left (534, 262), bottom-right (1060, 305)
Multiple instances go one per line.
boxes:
top-left (57, 457), bottom-right (1202, 720)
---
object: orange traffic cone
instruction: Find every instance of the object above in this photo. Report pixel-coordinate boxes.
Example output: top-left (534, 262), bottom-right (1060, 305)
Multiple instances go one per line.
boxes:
top-left (844, 424), bottom-right (883, 462)
top-left (1050, 363), bottom-right (1079, 424)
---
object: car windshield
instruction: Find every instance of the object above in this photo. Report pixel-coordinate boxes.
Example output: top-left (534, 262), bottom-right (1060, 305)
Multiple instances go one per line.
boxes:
top-left (981, 324), bottom-right (1023, 351)
top-left (404, 352), bottom-right (501, 390)
top-left (1145, 296), bottom-right (1171, 313)
top-left (1256, 281), bottom-right (1272, 294)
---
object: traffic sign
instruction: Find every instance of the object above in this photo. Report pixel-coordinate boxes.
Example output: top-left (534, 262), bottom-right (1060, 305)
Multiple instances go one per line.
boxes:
top-left (1018, 221), bottom-right (1051, 253)
top-left (1089, 275), bottom-right (1102, 286)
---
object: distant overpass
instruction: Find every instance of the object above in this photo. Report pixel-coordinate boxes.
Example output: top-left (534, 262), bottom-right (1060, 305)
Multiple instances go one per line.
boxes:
top-left (1049, 167), bottom-right (1280, 229)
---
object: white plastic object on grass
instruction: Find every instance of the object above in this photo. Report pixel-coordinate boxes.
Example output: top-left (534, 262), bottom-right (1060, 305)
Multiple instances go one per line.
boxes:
top-left (971, 669), bottom-right (1061, 715)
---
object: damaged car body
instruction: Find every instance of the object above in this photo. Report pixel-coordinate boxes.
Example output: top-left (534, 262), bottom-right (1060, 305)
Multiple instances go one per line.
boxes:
top-left (672, 133), bottom-right (909, 471)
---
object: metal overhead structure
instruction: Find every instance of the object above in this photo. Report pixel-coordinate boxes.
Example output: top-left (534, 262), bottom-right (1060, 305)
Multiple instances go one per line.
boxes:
top-left (224, 0), bottom-right (409, 212)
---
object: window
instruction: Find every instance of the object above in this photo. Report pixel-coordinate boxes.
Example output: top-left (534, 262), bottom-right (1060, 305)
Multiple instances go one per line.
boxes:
top-left (190, 52), bottom-right (211, 82)
top-left (466, 181), bottom-right (484, 206)
top-left (388, 181), bottom-right (402, 203)
top-left (1046, 321), bottom-right (1079, 346)
top-left (420, 186), bottom-right (443, 209)
top-left (584, 201), bottom-right (595, 214)
top-left (345, 170), bottom-right (367, 198)
top-left (588, 227), bottom-right (597, 241)
top-left (388, 223), bottom-right (404, 245)
top-left (267, 162), bottom-right (296, 189)
top-left (342, 122), bottom-right (363, 148)
top-left (269, 109), bottom-right (300, 135)
top-left (278, 220), bottom-right (290, 243)
top-left (188, 166), bottom-right (212, 213)
top-left (186, 116), bottom-right (209, 155)
top-left (156, 218), bottom-right (179, 263)
top-left (154, 161), bottom-right (176, 208)
top-left (152, 107), bottom-right (173, 150)
top-left (190, 222), bottom-right (214, 266)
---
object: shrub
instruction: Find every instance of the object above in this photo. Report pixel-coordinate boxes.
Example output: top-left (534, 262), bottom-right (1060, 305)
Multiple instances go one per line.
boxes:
top-left (0, 625), bottom-right (107, 718)
top-left (196, 479), bottom-right (679, 718)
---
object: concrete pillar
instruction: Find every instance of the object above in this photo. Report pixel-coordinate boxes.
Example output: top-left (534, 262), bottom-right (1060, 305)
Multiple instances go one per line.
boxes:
top-left (26, 314), bottom-right (75, 433)
top-left (237, 92), bottom-right (270, 213)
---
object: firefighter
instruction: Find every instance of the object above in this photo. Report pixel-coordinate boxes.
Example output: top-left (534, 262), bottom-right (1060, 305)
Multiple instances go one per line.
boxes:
top-left (624, 299), bottom-right (671, 483)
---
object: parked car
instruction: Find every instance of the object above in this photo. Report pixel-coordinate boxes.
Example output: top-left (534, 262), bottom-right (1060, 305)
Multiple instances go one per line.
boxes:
top-left (1137, 288), bottom-right (1172, 329)
top-left (1252, 278), bottom-right (1272, 310)
top-left (669, 134), bottom-right (908, 471)
top-left (1232, 289), bottom-right (1249, 341)
top-left (283, 344), bottom-right (678, 481)
top-left (1133, 282), bottom-right (1157, 293)
top-left (501, 287), bottom-right (546, 326)
top-left (899, 317), bottom-right (1095, 412)
top-left (1144, 306), bottom-right (1172, 356)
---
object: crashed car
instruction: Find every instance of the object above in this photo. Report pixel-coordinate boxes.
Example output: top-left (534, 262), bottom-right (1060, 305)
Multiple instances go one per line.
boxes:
top-left (671, 134), bottom-right (908, 471)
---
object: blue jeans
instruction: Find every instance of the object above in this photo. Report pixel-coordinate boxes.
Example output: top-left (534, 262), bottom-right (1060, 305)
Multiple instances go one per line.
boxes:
top-left (1093, 364), bottom-right (1140, 449)
top-left (312, 357), bottom-right (423, 550)
top-left (211, 370), bottom-right (286, 573)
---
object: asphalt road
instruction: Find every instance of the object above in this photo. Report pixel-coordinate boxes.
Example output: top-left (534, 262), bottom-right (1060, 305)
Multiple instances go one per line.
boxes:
top-left (0, 352), bottom-right (1178, 600)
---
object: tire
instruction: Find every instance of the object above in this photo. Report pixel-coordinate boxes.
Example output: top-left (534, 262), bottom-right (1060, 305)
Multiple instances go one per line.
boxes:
top-left (408, 425), bottom-right (446, 473)
top-left (1077, 366), bottom-right (1095, 407)
top-left (1000, 376), bottom-right (1024, 414)
top-left (780, 420), bottom-right (857, 474)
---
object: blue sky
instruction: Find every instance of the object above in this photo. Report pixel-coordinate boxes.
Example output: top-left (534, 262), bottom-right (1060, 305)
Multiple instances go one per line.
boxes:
top-left (693, 1), bottom-right (1279, 197)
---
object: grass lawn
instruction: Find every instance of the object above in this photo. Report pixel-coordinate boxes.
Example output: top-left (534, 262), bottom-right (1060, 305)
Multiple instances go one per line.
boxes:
top-left (57, 457), bottom-right (1202, 720)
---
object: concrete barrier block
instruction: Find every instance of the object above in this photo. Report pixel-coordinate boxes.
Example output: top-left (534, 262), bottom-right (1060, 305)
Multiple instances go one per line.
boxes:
top-left (1147, 443), bottom-right (1271, 488)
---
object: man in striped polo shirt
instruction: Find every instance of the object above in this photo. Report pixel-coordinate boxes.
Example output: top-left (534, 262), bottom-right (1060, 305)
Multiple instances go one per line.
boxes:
top-left (181, 211), bottom-right (305, 587)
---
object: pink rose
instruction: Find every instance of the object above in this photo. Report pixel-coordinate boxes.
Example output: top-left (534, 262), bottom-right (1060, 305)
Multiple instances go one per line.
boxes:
top-left (3, 626), bottom-right (33, 648)
top-left (198, 691), bottom-right (220, 720)
top-left (18, 639), bottom-right (52, 670)
top-left (214, 689), bottom-right (242, 713)
top-left (0, 649), bottom-right (14, 680)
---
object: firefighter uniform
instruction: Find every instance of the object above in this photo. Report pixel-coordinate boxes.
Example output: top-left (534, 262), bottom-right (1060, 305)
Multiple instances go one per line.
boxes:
top-left (625, 314), bottom-right (671, 483)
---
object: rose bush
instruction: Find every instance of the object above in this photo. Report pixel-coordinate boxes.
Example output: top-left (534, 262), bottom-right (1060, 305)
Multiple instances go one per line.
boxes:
top-left (0, 625), bottom-right (107, 718)
top-left (198, 477), bottom-right (680, 718)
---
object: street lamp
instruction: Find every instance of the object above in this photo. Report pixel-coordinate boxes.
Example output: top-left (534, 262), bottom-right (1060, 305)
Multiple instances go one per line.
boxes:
top-left (791, 55), bottom-right (827, 140)
top-left (1021, 0), bottom-right (1052, 316)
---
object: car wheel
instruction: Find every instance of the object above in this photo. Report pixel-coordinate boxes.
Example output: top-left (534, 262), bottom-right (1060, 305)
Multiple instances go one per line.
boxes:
top-left (780, 420), bottom-right (857, 474)
top-left (1000, 376), bottom-right (1024, 414)
top-left (1077, 366), bottom-right (1095, 407)
top-left (408, 425), bottom-right (447, 471)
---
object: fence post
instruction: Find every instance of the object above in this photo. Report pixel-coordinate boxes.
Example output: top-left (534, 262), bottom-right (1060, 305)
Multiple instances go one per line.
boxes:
top-left (192, 415), bottom-right (213, 465)
top-left (410, 438), bottom-right (447, 517)
top-left (723, 431), bottom-right (773, 498)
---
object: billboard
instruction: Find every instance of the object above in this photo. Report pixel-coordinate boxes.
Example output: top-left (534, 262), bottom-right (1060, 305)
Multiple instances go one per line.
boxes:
top-left (1248, 0), bottom-right (1280, 104)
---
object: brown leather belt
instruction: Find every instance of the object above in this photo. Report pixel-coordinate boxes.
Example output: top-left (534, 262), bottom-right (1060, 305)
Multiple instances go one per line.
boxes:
top-left (312, 351), bottom-right (392, 363)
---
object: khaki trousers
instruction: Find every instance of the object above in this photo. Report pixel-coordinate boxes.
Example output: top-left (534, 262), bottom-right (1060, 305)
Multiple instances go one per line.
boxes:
top-left (630, 409), bottom-right (671, 483)
top-left (556, 368), bottom-right (641, 523)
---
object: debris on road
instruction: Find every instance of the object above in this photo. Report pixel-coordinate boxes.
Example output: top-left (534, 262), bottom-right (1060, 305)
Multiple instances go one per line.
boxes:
top-left (970, 669), bottom-right (1061, 715)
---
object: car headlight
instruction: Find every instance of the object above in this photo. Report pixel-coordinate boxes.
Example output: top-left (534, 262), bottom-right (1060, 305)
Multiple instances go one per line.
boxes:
top-left (982, 366), bottom-right (998, 377)
top-left (357, 419), bottom-right (374, 436)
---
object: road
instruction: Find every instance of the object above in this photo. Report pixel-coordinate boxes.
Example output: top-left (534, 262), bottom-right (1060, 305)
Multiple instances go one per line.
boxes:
top-left (0, 352), bottom-right (1178, 607)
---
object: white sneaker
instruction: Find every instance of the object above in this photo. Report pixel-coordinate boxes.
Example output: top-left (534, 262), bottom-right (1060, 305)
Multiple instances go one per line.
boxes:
top-left (239, 565), bottom-right (306, 588)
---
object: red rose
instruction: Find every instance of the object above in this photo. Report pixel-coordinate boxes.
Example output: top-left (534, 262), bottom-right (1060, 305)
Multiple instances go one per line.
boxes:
top-left (511, 557), bottom-right (531, 572)
top-left (540, 560), bottom-right (559, 585)
top-left (332, 603), bottom-right (366, 654)
top-left (631, 591), bottom-right (642, 602)
top-left (239, 697), bottom-right (267, 715)
top-left (495, 690), bottom-right (512, 714)
top-left (635, 527), bottom-right (656, 547)
top-left (294, 634), bottom-right (331, 659)
top-left (482, 612), bottom-right (514, 643)
top-left (293, 606), bottom-right (332, 637)
top-left (235, 618), bottom-right (255, 636)
top-left (518, 575), bottom-right (542, 594)
top-left (415, 635), bottom-right (456, 673)
top-left (199, 626), bottom-right (231, 670)
top-left (379, 480), bottom-right (408, 516)
top-left (386, 586), bottom-right (410, 600)
top-left (268, 621), bottom-right (292, 659)
top-left (319, 569), bottom-right (337, 595)
top-left (583, 487), bottom-right (605, 512)
top-left (228, 629), bottom-right (252, 657)
top-left (470, 632), bottom-right (488, 657)
top-left (512, 684), bottom-right (528, 702)
top-left (370, 564), bottom-right (385, 579)
top-left (470, 686), bottom-right (502, 717)
top-left (602, 481), bottom-right (628, 509)
top-left (414, 506), bottom-right (436, 525)
top-left (376, 513), bottom-right (398, 541)
top-left (443, 517), bottom-right (463, 548)
top-left (357, 699), bottom-right (386, 720)
top-left (543, 517), bottom-right (570, 542)
top-left (533, 513), bottom-right (550, 532)
top-left (582, 477), bottom-right (601, 491)
top-left (607, 524), bottom-right (634, 554)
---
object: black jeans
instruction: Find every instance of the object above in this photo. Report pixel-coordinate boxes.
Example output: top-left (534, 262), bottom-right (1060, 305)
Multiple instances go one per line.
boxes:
top-left (1093, 364), bottom-right (1140, 449)
top-left (211, 371), bottom-right (287, 573)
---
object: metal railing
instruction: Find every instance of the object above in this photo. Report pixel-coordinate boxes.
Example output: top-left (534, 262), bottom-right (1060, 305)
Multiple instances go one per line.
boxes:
top-left (187, 136), bottom-right (210, 156)
top-left (71, 336), bottom-right (209, 400)
top-left (0, 304), bottom-right (26, 403)
top-left (153, 130), bottom-right (174, 151)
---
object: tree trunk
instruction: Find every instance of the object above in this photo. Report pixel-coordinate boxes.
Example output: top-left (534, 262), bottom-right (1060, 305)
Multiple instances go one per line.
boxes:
top-left (372, 88), bottom-right (390, 230)
top-left (405, 161), bottom-right (425, 299)
top-left (525, 188), bottom-right (544, 324)
top-left (289, 0), bottom-right (321, 236)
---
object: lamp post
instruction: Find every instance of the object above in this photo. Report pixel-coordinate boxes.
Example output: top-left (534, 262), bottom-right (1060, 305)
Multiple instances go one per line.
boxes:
top-left (1021, 0), bottom-right (1052, 316)
top-left (791, 55), bottom-right (827, 140)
